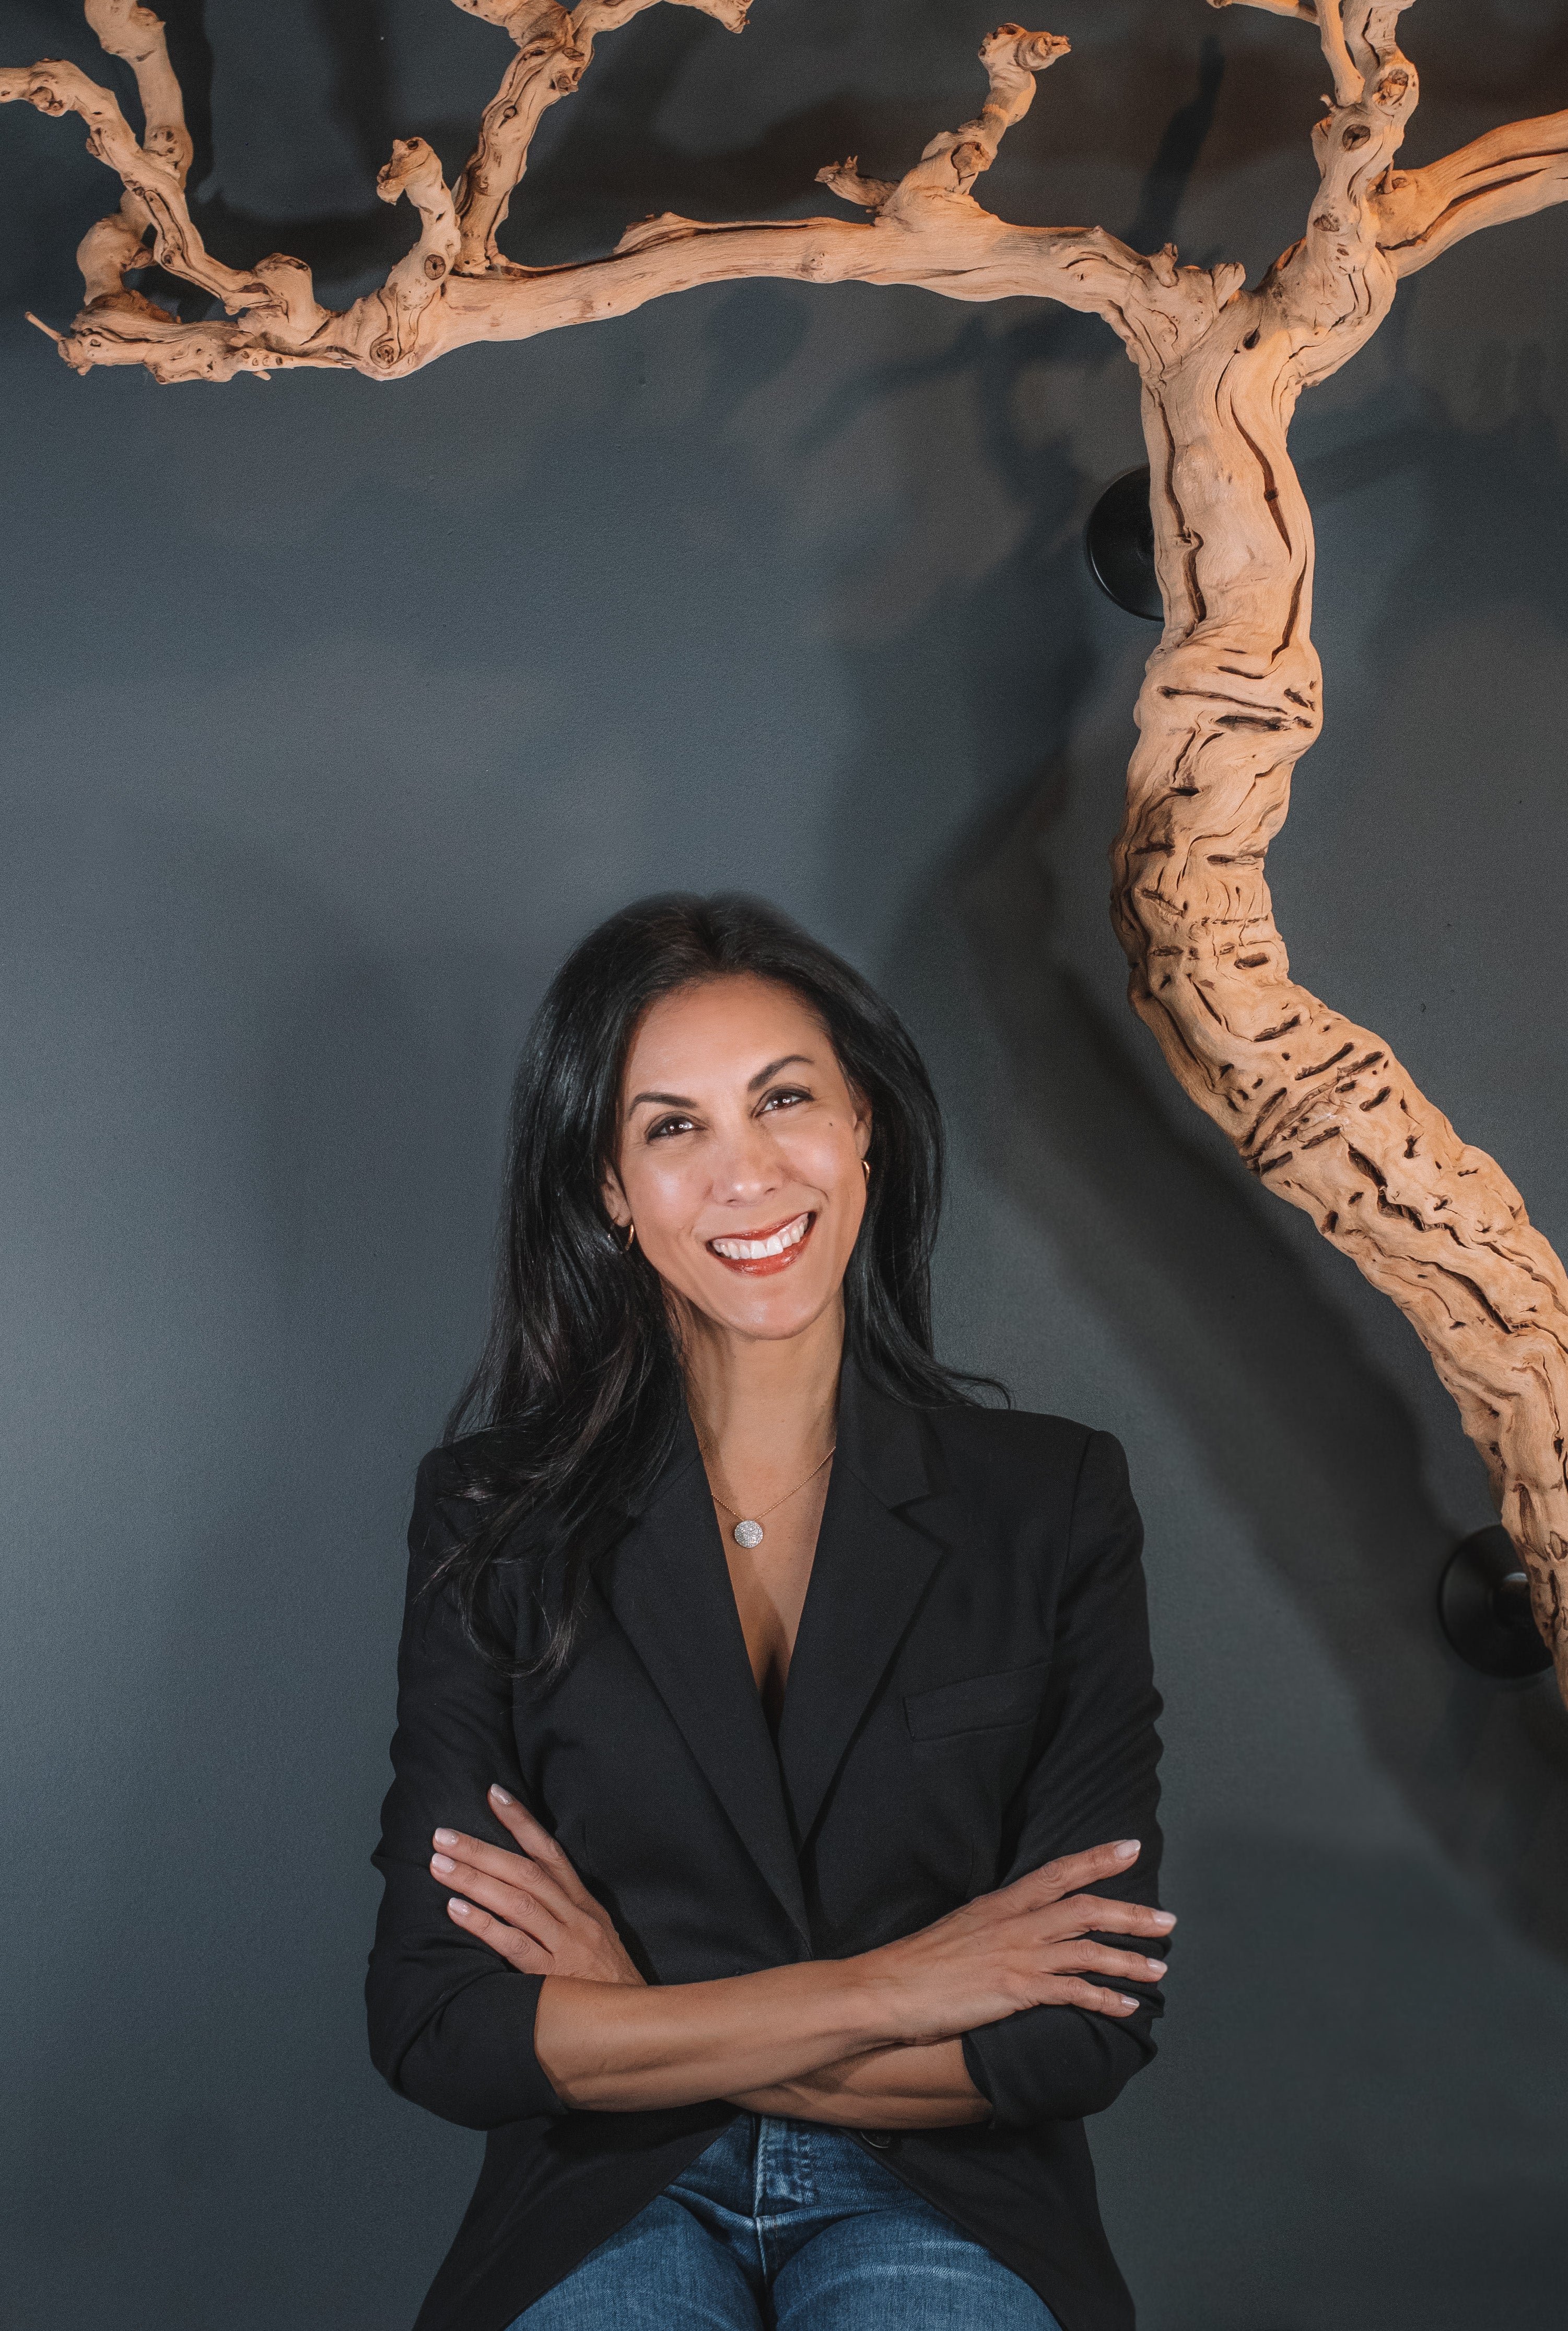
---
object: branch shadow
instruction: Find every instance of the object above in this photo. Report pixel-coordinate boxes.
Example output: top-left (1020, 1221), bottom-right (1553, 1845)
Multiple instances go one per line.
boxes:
top-left (2, 4), bottom-right (1271, 326)
top-left (1102, 1829), bottom-right (1568, 2328)
top-left (890, 765), bottom-right (1568, 1957)
top-left (1124, 32), bottom-right (1226, 260)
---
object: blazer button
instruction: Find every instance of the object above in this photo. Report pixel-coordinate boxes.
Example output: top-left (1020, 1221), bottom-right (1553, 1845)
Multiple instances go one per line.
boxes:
top-left (862, 2130), bottom-right (893, 2150)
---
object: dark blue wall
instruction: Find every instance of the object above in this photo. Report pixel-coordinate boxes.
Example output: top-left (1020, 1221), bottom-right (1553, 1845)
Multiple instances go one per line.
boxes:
top-left (5, 4), bottom-right (1567, 2325)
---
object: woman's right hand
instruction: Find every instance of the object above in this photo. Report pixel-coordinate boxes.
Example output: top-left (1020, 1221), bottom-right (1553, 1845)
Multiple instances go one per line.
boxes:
top-left (430, 1785), bottom-right (646, 1987)
top-left (861, 1839), bottom-right (1173, 2039)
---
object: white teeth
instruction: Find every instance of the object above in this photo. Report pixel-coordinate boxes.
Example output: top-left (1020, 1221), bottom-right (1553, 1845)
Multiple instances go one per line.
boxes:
top-left (712, 1212), bottom-right (810, 1262)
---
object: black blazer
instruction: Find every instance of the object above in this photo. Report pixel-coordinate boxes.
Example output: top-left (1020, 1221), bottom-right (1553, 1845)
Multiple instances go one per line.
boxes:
top-left (367, 1364), bottom-right (1165, 2331)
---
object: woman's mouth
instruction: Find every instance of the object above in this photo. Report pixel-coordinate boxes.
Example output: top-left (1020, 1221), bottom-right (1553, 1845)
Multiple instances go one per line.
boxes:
top-left (707, 1211), bottom-right (815, 1276)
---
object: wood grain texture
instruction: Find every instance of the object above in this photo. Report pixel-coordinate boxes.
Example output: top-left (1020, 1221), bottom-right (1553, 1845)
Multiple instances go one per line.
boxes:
top-left (1112, 2), bottom-right (1568, 1703)
top-left (6, 2), bottom-right (1568, 1695)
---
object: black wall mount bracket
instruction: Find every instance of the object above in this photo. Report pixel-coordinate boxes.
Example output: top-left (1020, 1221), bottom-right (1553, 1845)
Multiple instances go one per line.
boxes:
top-left (1085, 466), bottom-right (1163, 622)
top-left (1438, 1526), bottom-right (1553, 1679)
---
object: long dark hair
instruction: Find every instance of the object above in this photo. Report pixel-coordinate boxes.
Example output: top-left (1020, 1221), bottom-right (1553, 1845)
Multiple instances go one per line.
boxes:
top-left (435, 892), bottom-right (996, 1674)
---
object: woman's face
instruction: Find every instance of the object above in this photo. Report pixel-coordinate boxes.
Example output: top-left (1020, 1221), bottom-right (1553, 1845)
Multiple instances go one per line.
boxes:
top-left (603, 974), bottom-right (871, 1346)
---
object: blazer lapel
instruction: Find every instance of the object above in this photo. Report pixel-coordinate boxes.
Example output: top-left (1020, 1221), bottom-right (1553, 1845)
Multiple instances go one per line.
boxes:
top-left (598, 1418), bottom-right (811, 1945)
top-left (775, 1365), bottom-right (946, 1848)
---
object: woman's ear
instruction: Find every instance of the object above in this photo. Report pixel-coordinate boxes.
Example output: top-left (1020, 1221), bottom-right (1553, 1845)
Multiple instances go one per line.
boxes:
top-left (601, 1168), bottom-right (630, 1231)
top-left (853, 1099), bottom-right (872, 1164)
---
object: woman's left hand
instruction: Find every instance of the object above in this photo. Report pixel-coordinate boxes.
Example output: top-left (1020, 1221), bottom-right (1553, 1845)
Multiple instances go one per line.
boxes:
top-left (430, 1785), bottom-right (645, 1986)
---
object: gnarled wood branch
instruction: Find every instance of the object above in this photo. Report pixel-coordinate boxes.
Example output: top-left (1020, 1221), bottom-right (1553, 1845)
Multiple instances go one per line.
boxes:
top-left (1128, 0), bottom-right (1568, 1700)
top-left (1373, 106), bottom-right (1568, 275)
top-left (8, 4), bottom-right (1568, 1699)
top-left (2, 8), bottom-right (1237, 379)
top-left (449, 0), bottom-right (749, 278)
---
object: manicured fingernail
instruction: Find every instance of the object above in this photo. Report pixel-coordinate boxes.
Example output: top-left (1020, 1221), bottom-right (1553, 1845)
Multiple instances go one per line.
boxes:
top-left (490, 1785), bottom-right (513, 1805)
top-left (434, 1828), bottom-right (458, 1847)
top-left (1114, 1839), bottom-right (1140, 1858)
top-left (1146, 1958), bottom-right (1166, 1975)
top-left (431, 1853), bottom-right (456, 1875)
top-left (1152, 1911), bottom-right (1176, 1928)
top-left (449, 1898), bottom-right (471, 1918)
top-left (1120, 1996), bottom-right (1139, 2009)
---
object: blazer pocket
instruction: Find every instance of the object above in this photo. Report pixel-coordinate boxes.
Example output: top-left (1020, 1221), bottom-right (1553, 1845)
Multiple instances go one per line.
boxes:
top-left (904, 1661), bottom-right (1048, 1742)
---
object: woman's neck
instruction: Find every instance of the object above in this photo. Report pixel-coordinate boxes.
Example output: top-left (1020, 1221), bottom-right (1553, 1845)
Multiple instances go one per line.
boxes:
top-left (678, 1297), bottom-right (844, 1510)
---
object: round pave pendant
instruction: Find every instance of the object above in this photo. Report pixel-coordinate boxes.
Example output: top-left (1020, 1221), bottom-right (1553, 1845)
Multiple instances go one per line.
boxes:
top-left (732, 1519), bottom-right (765, 1549)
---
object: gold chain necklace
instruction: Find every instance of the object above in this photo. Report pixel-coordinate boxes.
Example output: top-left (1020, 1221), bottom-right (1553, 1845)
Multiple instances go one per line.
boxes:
top-left (706, 1444), bottom-right (836, 1549)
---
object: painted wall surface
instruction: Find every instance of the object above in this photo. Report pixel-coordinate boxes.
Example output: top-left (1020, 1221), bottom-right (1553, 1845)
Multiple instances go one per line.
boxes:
top-left (4, 4), bottom-right (1567, 2326)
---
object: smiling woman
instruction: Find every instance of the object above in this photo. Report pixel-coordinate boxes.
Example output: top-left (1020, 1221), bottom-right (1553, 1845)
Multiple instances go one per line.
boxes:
top-left (601, 972), bottom-right (875, 1708)
top-left (366, 894), bottom-right (1169, 2331)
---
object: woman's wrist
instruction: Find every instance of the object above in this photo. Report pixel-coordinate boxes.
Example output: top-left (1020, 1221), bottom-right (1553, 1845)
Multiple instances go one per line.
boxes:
top-left (535, 1956), bottom-right (916, 2109)
top-left (816, 1957), bottom-right (904, 2053)
top-left (839, 1938), bottom-right (950, 2049)
top-left (726, 2038), bottom-right (989, 2128)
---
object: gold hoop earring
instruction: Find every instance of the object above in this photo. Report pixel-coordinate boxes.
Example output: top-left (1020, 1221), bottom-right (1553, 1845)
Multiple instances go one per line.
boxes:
top-left (624, 1220), bottom-right (637, 1253)
top-left (862, 1159), bottom-right (870, 1182)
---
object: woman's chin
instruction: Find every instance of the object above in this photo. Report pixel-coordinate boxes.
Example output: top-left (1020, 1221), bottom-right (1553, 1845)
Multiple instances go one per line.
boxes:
top-left (693, 1265), bottom-right (842, 1343)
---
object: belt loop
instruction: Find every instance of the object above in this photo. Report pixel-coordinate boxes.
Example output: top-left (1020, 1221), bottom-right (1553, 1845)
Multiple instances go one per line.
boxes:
top-left (751, 2110), bottom-right (768, 2221)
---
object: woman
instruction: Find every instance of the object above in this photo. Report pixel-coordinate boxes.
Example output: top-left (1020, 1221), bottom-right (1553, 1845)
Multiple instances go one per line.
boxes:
top-left (367, 894), bottom-right (1170, 2331)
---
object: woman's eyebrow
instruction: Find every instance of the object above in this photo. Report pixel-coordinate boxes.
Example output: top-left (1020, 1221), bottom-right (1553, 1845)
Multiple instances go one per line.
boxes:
top-left (747, 1053), bottom-right (813, 1092)
top-left (627, 1055), bottom-right (815, 1112)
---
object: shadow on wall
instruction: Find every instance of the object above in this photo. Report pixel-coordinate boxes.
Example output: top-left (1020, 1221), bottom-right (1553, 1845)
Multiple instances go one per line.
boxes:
top-left (891, 770), bottom-right (1568, 1961)
top-left (26, 0), bottom-right (930, 320)
top-left (1115, 1828), bottom-right (1568, 2329)
top-left (19, 0), bottom-right (1298, 322)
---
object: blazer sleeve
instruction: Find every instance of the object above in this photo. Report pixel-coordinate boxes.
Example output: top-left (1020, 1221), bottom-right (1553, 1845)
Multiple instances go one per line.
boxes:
top-left (960, 1428), bottom-right (1166, 2128)
top-left (365, 1451), bottom-right (568, 2130)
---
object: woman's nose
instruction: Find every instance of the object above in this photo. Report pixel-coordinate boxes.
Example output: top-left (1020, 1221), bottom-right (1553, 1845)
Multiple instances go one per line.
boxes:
top-left (709, 1117), bottom-right (780, 1201)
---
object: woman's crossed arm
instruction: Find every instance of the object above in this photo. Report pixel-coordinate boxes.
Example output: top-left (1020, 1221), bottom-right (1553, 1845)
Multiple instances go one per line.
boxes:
top-left (428, 1789), bottom-right (1173, 2122)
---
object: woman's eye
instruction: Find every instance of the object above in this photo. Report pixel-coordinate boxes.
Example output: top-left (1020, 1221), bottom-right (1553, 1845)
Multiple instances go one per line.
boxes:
top-left (759, 1088), bottom-right (811, 1115)
top-left (646, 1115), bottom-right (694, 1141)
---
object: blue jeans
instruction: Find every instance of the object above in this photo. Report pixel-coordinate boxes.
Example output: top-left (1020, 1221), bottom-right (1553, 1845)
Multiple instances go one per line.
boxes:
top-left (510, 2114), bottom-right (1060, 2329)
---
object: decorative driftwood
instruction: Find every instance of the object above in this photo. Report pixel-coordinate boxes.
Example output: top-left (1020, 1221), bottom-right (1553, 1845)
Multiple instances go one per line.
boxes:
top-left (8, 1), bottom-right (1568, 1701)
